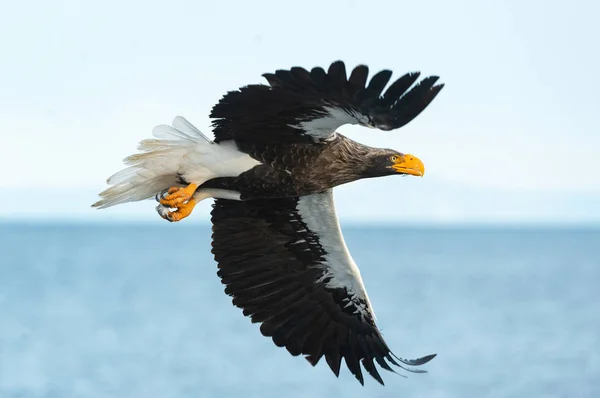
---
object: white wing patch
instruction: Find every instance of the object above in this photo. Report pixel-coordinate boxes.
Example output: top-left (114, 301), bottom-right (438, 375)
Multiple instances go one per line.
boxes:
top-left (288, 106), bottom-right (370, 142)
top-left (296, 190), bottom-right (375, 319)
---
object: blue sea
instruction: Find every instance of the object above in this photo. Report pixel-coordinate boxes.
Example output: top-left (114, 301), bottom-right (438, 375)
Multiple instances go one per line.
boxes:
top-left (0, 223), bottom-right (598, 398)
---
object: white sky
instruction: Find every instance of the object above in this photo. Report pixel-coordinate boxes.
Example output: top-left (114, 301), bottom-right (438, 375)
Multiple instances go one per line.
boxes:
top-left (1, 0), bottom-right (598, 223)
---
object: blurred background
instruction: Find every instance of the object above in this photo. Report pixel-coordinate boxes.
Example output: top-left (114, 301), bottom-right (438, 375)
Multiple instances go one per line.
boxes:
top-left (1, 1), bottom-right (598, 397)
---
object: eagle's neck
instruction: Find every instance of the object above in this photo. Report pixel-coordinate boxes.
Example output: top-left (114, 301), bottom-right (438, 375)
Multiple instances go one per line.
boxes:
top-left (317, 135), bottom-right (382, 186)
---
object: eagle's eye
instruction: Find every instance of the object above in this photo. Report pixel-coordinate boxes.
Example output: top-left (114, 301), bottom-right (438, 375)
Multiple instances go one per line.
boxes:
top-left (390, 155), bottom-right (398, 162)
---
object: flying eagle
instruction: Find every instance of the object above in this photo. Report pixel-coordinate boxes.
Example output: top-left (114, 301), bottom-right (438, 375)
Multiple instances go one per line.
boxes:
top-left (93, 61), bottom-right (444, 385)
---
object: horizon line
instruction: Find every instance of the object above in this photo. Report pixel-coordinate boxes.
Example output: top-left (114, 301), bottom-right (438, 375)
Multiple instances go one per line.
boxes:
top-left (1, 217), bottom-right (599, 230)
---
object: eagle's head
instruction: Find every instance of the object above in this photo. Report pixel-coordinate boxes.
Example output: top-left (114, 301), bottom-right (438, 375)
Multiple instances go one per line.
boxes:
top-left (363, 149), bottom-right (425, 178)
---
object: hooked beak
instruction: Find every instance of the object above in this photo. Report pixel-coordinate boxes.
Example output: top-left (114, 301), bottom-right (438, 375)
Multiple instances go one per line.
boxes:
top-left (391, 154), bottom-right (425, 177)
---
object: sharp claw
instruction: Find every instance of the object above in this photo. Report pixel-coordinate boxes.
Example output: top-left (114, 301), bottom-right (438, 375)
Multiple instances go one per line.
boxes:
top-left (155, 204), bottom-right (173, 222)
top-left (156, 188), bottom-right (173, 202)
top-left (155, 198), bottom-right (197, 222)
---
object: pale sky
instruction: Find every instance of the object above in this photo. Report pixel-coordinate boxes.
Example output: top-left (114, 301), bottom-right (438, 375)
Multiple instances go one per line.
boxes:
top-left (1, 0), bottom-right (598, 224)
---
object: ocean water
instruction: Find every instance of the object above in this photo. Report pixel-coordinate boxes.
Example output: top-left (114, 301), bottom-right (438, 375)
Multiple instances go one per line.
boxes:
top-left (0, 223), bottom-right (598, 398)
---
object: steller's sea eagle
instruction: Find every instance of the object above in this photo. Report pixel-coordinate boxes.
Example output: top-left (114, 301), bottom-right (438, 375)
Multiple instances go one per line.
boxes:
top-left (92, 61), bottom-right (444, 385)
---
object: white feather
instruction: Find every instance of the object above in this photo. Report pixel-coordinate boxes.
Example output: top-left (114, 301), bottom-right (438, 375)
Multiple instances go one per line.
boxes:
top-left (172, 116), bottom-right (211, 142)
top-left (193, 188), bottom-right (242, 201)
top-left (288, 106), bottom-right (370, 142)
top-left (92, 116), bottom-right (261, 209)
top-left (296, 190), bottom-right (375, 319)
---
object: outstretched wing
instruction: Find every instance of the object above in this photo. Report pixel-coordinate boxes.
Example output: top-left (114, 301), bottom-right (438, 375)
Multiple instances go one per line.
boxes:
top-left (210, 60), bottom-right (444, 153)
top-left (210, 190), bottom-right (435, 385)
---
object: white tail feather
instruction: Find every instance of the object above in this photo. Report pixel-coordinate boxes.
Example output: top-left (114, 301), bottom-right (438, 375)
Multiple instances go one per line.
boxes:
top-left (172, 115), bottom-right (211, 141)
top-left (92, 116), bottom-right (261, 210)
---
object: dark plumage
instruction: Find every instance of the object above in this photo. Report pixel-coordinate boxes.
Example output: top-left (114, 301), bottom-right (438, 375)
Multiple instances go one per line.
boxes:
top-left (96, 60), bottom-right (445, 386)
top-left (211, 194), bottom-right (436, 386)
top-left (209, 60), bottom-right (444, 158)
top-left (201, 136), bottom-right (409, 200)
top-left (199, 61), bottom-right (444, 385)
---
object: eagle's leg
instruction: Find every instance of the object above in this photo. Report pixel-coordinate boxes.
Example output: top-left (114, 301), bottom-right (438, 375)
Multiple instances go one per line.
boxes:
top-left (154, 183), bottom-right (199, 222)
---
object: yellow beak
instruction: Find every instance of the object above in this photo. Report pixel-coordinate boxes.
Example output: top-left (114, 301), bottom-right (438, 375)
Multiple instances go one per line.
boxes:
top-left (391, 154), bottom-right (425, 177)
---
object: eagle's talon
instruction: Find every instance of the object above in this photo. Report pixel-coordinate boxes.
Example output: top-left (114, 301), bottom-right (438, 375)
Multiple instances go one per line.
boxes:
top-left (155, 188), bottom-right (177, 203)
top-left (155, 204), bottom-right (173, 221)
top-left (155, 198), bottom-right (197, 222)
top-left (157, 184), bottom-right (198, 207)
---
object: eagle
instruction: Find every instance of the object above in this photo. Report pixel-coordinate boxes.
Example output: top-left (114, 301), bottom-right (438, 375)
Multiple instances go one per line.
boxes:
top-left (92, 60), bottom-right (444, 385)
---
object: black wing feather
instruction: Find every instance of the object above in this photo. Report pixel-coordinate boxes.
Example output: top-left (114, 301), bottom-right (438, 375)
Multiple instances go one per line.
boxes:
top-left (209, 60), bottom-right (444, 154)
top-left (349, 64), bottom-right (369, 90)
top-left (381, 71), bottom-right (421, 107)
top-left (362, 357), bottom-right (385, 385)
top-left (210, 196), bottom-right (436, 385)
top-left (366, 69), bottom-right (393, 98)
top-left (310, 66), bottom-right (328, 89)
top-left (386, 76), bottom-right (444, 130)
top-left (328, 61), bottom-right (348, 87)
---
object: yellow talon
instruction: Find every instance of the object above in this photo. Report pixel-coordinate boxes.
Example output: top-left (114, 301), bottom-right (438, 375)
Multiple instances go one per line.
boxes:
top-left (155, 183), bottom-right (199, 222)
top-left (157, 183), bottom-right (199, 207)
top-left (156, 198), bottom-right (197, 222)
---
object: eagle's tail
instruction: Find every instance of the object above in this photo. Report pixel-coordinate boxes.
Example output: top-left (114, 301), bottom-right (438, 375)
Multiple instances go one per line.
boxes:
top-left (91, 116), bottom-right (213, 209)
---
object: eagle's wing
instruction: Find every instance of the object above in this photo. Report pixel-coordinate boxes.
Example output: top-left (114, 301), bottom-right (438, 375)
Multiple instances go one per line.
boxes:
top-left (209, 60), bottom-right (443, 152)
top-left (210, 190), bottom-right (435, 385)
